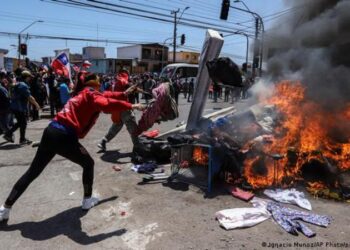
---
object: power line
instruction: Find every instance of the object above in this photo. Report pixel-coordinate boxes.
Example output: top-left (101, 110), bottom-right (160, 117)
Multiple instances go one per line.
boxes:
top-left (44, 0), bottom-right (256, 37)
top-left (84, 0), bottom-right (254, 34)
top-left (0, 31), bottom-right (163, 45)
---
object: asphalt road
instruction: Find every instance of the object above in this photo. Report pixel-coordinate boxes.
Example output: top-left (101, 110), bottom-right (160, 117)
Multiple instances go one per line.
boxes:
top-left (0, 95), bottom-right (349, 250)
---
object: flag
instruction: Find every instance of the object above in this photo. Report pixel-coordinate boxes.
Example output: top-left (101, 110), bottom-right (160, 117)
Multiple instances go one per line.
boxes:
top-left (51, 52), bottom-right (71, 78)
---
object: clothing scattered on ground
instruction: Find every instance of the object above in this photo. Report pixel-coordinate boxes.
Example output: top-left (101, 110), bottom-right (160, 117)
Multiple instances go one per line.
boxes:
top-left (266, 202), bottom-right (331, 237)
top-left (227, 186), bottom-right (254, 201)
top-left (264, 188), bottom-right (312, 210)
top-left (142, 129), bottom-right (159, 138)
top-left (131, 163), bottom-right (158, 173)
top-left (215, 207), bottom-right (270, 230)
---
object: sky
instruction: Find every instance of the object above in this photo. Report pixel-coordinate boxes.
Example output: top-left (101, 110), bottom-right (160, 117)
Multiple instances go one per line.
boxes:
top-left (0, 0), bottom-right (286, 65)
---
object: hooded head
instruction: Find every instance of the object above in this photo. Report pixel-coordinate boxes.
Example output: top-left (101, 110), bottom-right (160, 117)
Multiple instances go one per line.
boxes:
top-left (83, 73), bottom-right (100, 89)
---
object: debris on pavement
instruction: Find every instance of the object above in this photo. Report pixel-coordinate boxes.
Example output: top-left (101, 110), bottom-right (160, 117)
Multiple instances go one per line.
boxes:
top-left (264, 188), bottom-right (312, 210)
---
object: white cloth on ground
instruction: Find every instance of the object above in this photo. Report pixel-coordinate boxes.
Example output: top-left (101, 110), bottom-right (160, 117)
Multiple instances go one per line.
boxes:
top-left (215, 207), bottom-right (270, 230)
top-left (250, 197), bottom-right (271, 210)
top-left (263, 188), bottom-right (312, 210)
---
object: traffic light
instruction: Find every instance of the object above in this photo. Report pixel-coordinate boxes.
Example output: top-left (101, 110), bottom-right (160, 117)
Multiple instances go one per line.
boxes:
top-left (180, 34), bottom-right (185, 45)
top-left (20, 44), bottom-right (27, 55)
top-left (220, 0), bottom-right (230, 20)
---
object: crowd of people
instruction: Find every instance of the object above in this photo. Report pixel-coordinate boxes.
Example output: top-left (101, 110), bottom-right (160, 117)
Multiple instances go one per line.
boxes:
top-left (0, 63), bottom-right (254, 146)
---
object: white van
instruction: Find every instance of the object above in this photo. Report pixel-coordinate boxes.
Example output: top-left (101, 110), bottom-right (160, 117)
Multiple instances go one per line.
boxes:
top-left (160, 63), bottom-right (198, 81)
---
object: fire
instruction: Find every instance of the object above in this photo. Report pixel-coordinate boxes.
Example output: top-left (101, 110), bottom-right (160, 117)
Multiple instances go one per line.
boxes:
top-left (192, 147), bottom-right (209, 166)
top-left (244, 80), bottom-right (350, 188)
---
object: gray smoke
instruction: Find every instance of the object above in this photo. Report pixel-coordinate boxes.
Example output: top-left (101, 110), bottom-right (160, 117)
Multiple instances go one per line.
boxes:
top-left (266, 0), bottom-right (350, 109)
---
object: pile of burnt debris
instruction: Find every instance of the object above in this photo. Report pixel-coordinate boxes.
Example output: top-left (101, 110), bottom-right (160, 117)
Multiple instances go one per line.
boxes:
top-left (133, 103), bottom-right (350, 200)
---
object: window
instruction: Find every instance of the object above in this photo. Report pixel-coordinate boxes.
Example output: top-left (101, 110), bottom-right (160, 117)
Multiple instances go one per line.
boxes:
top-left (155, 50), bottom-right (163, 60)
top-left (142, 48), bottom-right (151, 59)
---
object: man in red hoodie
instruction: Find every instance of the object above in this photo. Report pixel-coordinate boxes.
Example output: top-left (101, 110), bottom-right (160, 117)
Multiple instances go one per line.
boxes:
top-left (0, 73), bottom-right (144, 222)
top-left (97, 69), bottom-right (140, 151)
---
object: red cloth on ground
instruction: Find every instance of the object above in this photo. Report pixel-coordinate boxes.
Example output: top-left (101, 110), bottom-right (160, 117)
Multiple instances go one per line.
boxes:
top-left (142, 129), bottom-right (160, 138)
top-left (227, 186), bottom-right (254, 201)
top-left (54, 87), bottom-right (132, 138)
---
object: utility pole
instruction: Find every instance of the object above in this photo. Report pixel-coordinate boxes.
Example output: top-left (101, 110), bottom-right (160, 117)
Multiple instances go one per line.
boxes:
top-left (171, 7), bottom-right (189, 64)
top-left (17, 20), bottom-right (44, 68)
top-left (18, 34), bottom-right (21, 67)
top-left (231, 1), bottom-right (264, 76)
top-left (171, 9), bottom-right (179, 63)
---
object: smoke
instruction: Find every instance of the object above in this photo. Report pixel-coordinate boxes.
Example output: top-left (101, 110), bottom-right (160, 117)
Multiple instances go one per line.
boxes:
top-left (265, 0), bottom-right (350, 109)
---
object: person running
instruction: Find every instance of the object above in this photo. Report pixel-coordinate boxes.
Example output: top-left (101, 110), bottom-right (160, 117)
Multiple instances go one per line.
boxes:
top-left (0, 73), bottom-right (144, 222)
top-left (4, 70), bottom-right (40, 145)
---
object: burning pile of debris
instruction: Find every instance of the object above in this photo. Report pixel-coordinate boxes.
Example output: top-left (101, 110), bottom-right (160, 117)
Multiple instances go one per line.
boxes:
top-left (160, 78), bottom-right (350, 199)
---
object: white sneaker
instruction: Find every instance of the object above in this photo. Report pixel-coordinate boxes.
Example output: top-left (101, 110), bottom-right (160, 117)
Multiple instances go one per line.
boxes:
top-left (82, 197), bottom-right (99, 210)
top-left (0, 205), bottom-right (10, 222)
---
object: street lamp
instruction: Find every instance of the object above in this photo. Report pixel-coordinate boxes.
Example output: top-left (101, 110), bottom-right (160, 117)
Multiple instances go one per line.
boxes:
top-left (18, 20), bottom-right (44, 68)
top-left (161, 37), bottom-right (173, 70)
top-left (224, 32), bottom-right (249, 66)
top-left (232, 0), bottom-right (264, 76)
top-left (171, 6), bottom-right (190, 63)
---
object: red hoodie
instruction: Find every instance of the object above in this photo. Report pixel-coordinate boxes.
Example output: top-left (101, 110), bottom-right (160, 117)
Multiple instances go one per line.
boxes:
top-left (54, 87), bottom-right (132, 138)
top-left (110, 72), bottom-right (130, 123)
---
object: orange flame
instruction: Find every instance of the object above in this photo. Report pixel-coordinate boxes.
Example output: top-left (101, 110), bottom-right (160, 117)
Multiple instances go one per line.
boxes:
top-left (192, 147), bottom-right (209, 166)
top-left (243, 80), bottom-right (350, 188)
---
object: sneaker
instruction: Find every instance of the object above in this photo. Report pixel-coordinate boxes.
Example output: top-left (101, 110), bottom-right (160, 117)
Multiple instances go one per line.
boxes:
top-left (82, 197), bottom-right (99, 210)
top-left (3, 134), bottom-right (14, 143)
top-left (97, 140), bottom-right (107, 151)
top-left (19, 139), bottom-right (32, 145)
top-left (0, 205), bottom-right (10, 222)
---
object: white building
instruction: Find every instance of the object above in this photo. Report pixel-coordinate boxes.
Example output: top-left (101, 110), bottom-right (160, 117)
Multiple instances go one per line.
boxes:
top-left (83, 46), bottom-right (105, 60)
top-left (117, 43), bottom-right (168, 72)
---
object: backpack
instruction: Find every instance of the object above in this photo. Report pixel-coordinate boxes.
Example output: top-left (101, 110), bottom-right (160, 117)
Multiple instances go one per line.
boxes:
top-left (206, 57), bottom-right (243, 87)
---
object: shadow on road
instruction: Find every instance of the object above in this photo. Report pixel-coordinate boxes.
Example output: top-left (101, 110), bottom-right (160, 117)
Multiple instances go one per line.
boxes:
top-left (100, 150), bottom-right (132, 164)
top-left (0, 142), bottom-right (21, 150)
top-left (0, 196), bottom-right (126, 245)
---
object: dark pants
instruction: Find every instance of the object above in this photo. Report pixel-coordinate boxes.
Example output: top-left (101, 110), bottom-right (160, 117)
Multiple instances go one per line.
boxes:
top-left (0, 111), bottom-right (11, 134)
top-left (5, 125), bottom-right (94, 207)
top-left (49, 96), bottom-right (60, 116)
top-left (7, 111), bottom-right (27, 141)
top-left (174, 91), bottom-right (179, 105)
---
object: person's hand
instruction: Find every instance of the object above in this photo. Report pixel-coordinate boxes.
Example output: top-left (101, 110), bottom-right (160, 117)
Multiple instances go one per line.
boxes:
top-left (124, 85), bottom-right (138, 95)
top-left (36, 104), bottom-right (41, 110)
top-left (132, 103), bottom-right (146, 111)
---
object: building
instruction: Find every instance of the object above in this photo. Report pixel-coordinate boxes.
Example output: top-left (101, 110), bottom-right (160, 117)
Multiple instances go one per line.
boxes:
top-left (42, 56), bottom-right (55, 65)
top-left (83, 46), bottom-right (105, 60)
top-left (0, 49), bottom-right (9, 70)
top-left (168, 51), bottom-right (200, 64)
top-left (89, 58), bottom-right (134, 75)
top-left (117, 43), bottom-right (168, 73)
top-left (70, 53), bottom-right (83, 64)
